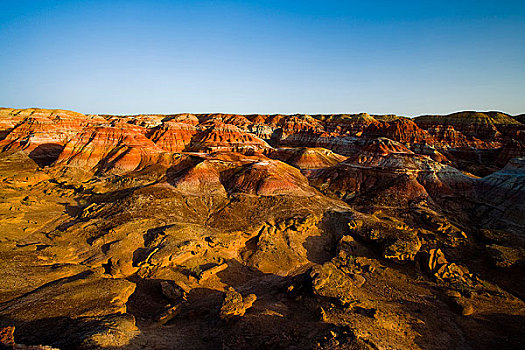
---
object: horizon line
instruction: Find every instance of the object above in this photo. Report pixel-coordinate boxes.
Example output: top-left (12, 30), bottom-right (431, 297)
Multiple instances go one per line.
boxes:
top-left (1, 106), bottom-right (522, 119)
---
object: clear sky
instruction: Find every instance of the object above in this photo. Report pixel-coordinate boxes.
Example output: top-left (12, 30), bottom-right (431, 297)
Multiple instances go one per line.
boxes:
top-left (1, 0), bottom-right (524, 116)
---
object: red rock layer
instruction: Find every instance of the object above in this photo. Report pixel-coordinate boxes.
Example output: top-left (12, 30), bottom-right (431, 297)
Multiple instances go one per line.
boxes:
top-left (57, 122), bottom-right (167, 174)
top-left (310, 147), bottom-right (476, 205)
top-left (0, 108), bottom-right (29, 140)
top-left (187, 120), bottom-right (270, 153)
top-left (268, 147), bottom-right (347, 170)
top-left (364, 118), bottom-right (435, 145)
top-left (148, 120), bottom-right (198, 153)
top-left (0, 109), bottom-right (98, 152)
top-left (166, 152), bottom-right (316, 196)
top-left (424, 124), bottom-right (476, 148)
top-left (357, 138), bottom-right (413, 158)
top-left (414, 111), bottom-right (524, 145)
top-left (1, 108), bottom-right (524, 180)
top-left (224, 159), bottom-right (316, 196)
top-left (168, 158), bottom-right (229, 196)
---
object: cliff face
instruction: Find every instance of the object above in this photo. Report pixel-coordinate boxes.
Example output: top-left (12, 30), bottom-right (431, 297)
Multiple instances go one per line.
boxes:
top-left (0, 108), bottom-right (524, 350)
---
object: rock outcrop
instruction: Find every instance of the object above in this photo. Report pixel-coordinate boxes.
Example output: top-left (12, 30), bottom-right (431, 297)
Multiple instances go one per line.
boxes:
top-left (223, 159), bottom-right (317, 196)
top-left (268, 147), bottom-right (347, 170)
top-left (219, 288), bottom-right (257, 320)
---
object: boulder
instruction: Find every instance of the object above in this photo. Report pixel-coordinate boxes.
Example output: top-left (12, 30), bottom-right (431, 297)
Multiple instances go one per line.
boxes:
top-left (219, 288), bottom-right (257, 320)
top-left (383, 233), bottom-right (422, 262)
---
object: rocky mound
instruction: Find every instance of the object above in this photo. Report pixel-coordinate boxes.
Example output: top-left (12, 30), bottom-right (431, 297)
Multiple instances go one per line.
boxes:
top-left (167, 155), bottom-right (234, 196)
top-left (223, 159), bottom-right (317, 196)
top-left (268, 147), bottom-right (347, 169)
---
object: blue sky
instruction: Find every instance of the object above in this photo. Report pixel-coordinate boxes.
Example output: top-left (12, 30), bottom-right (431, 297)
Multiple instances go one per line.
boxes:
top-left (1, 0), bottom-right (524, 116)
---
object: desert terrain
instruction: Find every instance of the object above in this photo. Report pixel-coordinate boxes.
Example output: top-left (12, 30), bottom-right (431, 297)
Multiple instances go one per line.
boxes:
top-left (0, 108), bottom-right (524, 349)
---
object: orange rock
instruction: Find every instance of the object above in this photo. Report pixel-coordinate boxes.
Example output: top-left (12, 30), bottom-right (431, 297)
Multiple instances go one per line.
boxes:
top-left (268, 147), bottom-right (346, 169)
top-left (364, 118), bottom-right (435, 145)
top-left (188, 120), bottom-right (270, 153)
top-left (57, 122), bottom-right (167, 173)
top-left (224, 159), bottom-right (316, 196)
top-left (148, 120), bottom-right (198, 152)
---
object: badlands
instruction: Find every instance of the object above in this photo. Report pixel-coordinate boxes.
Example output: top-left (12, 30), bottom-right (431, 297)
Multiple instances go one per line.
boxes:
top-left (0, 108), bottom-right (524, 349)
